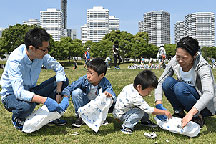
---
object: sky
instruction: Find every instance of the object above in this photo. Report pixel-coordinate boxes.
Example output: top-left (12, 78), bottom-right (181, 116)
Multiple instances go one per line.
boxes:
top-left (1, 0), bottom-right (216, 43)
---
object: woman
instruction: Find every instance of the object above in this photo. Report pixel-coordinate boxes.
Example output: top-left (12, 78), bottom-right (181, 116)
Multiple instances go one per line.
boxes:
top-left (154, 36), bottom-right (216, 128)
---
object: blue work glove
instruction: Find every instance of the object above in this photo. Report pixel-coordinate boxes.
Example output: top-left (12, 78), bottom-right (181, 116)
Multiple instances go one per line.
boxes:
top-left (44, 97), bottom-right (63, 113)
top-left (59, 97), bottom-right (69, 111)
top-left (156, 104), bottom-right (167, 121)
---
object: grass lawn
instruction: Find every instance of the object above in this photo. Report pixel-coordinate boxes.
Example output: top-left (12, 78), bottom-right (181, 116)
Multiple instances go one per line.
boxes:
top-left (0, 62), bottom-right (216, 144)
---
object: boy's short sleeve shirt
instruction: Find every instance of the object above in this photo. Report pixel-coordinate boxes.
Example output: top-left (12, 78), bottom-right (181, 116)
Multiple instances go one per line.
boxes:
top-left (87, 85), bottom-right (98, 100)
top-left (113, 84), bottom-right (154, 118)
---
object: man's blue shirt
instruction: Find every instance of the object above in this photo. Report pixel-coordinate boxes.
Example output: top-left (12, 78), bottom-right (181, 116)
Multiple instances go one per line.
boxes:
top-left (0, 44), bottom-right (66, 102)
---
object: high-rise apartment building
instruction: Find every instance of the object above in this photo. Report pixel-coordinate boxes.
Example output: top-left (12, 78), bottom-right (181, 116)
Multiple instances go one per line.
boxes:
top-left (174, 12), bottom-right (215, 47)
top-left (61, 0), bottom-right (67, 29)
top-left (139, 10), bottom-right (170, 47)
top-left (81, 6), bottom-right (119, 44)
top-left (109, 16), bottom-right (119, 32)
top-left (138, 21), bottom-right (144, 32)
top-left (185, 12), bottom-right (215, 47)
top-left (81, 24), bottom-right (88, 44)
top-left (40, 8), bottom-right (64, 41)
top-left (174, 21), bottom-right (185, 44)
top-left (67, 29), bottom-right (77, 40)
top-left (23, 19), bottom-right (40, 26)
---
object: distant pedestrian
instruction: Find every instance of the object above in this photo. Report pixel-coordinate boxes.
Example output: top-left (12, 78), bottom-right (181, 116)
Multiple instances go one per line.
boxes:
top-left (113, 42), bottom-right (120, 69)
top-left (84, 47), bottom-right (90, 68)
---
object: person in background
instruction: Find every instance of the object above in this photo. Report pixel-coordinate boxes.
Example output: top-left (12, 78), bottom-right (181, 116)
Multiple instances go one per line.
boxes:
top-left (154, 36), bottom-right (216, 128)
top-left (0, 28), bottom-right (69, 130)
top-left (113, 42), bottom-right (120, 69)
top-left (84, 47), bottom-right (90, 69)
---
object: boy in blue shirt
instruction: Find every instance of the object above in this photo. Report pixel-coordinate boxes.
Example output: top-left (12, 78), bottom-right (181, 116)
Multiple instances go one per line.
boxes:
top-left (62, 58), bottom-right (116, 127)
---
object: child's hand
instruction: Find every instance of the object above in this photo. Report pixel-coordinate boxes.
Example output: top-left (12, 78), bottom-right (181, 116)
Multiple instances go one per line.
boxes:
top-left (164, 110), bottom-right (172, 119)
top-left (104, 91), bottom-right (112, 97)
top-left (156, 104), bottom-right (167, 121)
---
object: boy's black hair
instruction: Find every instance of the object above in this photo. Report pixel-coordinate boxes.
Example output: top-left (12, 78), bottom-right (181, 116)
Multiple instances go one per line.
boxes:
top-left (24, 27), bottom-right (50, 50)
top-left (87, 58), bottom-right (107, 76)
top-left (176, 36), bottom-right (200, 56)
top-left (133, 70), bottom-right (158, 90)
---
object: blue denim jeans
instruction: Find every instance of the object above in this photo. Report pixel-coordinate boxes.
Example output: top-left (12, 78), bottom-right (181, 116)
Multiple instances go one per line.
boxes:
top-left (72, 88), bottom-right (116, 114)
top-left (162, 77), bottom-right (212, 117)
top-left (72, 88), bottom-right (90, 114)
top-left (120, 108), bottom-right (149, 130)
top-left (2, 76), bottom-right (69, 120)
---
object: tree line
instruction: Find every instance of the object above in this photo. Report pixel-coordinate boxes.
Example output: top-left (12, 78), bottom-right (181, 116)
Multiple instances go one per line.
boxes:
top-left (0, 24), bottom-right (215, 63)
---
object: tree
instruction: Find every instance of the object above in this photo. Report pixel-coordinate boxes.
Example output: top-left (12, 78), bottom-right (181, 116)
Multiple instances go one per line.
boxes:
top-left (164, 44), bottom-right (176, 59)
top-left (0, 24), bottom-right (37, 54)
top-left (103, 30), bottom-right (134, 63)
top-left (201, 46), bottom-right (216, 59)
top-left (90, 40), bottom-right (113, 58)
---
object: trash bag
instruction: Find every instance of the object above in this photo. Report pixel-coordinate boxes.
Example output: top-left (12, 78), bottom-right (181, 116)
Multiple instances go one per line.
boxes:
top-left (77, 92), bottom-right (112, 132)
top-left (154, 117), bottom-right (200, 137)
top-left (22, 105), bottom-right (62, 133)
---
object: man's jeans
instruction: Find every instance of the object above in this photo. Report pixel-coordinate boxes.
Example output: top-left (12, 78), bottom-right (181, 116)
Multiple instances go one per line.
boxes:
top-left (2, 76), bottom-right (69, 120)
top-left (162, 77), bottom-right (212, 117)
top-left (119, 108), bottom-right (149, 130)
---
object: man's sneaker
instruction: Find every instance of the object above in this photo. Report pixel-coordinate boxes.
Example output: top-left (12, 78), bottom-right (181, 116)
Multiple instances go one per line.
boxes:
top-left (192, 115), bottom-right (205, 128)
top-left (12, 117), bottom-right (24, 130)
top-left (172, 110), bottom-right (185, 118)
top-left (72, 117), bottom-right (84, 128)
top-left (102, 120), bottom-right (109, 126)
top-left (141, 120), bottom-right (158, 128)
top-left (49, 119), bottom-right (66, 126)
top-left (121, 127), bottom-right (133, 134)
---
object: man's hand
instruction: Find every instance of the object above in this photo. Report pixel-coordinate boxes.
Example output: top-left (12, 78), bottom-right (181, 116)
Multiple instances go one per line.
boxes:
top-left (156, 104), bottom-right (168, 121)
top-left (104, 91), bottom-right (112, 97)
top-left (44, 97), bottom-right (63, 113)
top-left (59, 96), bottom-right (69, 111)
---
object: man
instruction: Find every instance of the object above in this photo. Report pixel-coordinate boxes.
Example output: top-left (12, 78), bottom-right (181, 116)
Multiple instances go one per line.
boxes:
top-left (0, 28), bottom-right (69, 130)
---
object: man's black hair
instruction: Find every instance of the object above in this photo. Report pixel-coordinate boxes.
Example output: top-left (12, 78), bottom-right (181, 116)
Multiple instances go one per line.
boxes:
top-left (176, 36), bottom-right (200, 56)
top-left (87, 58), bottom-right (107, 76)
top-left (24, 27), bottom-right (50, 50)
top-left (133, 70), bottom-right (158, 90)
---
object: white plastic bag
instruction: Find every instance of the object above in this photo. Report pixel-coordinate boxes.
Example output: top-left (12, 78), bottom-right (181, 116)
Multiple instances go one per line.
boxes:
top-left (22, 105), bottom-right (62, 133)
top-left (77, 93), bottom-right (112, 132)
top-left (154, 117), bottom-right (200, 137)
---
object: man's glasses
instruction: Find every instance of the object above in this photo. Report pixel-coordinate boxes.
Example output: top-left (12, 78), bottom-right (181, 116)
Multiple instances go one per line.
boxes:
top-left (35, 47), bottom-right (50, 53)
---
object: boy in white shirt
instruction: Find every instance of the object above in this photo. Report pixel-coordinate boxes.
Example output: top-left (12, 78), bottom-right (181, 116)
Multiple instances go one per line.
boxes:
top-left (113, 70), bottom-right (172, 134)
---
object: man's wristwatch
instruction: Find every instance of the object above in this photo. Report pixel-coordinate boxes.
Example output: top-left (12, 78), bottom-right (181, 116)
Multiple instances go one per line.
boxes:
top-left (56, 92), bottom-right (61, 95)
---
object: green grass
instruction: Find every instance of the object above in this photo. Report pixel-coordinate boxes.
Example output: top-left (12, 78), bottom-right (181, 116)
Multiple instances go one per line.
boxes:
top-left (1, 62), bottom-right (216, 144)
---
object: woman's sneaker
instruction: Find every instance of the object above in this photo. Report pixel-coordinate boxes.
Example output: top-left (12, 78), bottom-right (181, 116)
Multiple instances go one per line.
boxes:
top-left (192, 115), bottom-right (205, 128)
top-left (121, 127), bottom-right (133, 134)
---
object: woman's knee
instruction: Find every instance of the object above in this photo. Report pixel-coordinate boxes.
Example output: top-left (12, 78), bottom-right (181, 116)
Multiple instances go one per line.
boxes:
top-left (173, 82), bottom-right (188, 96)
top-left (162, 77), bottom-right (176, 91)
